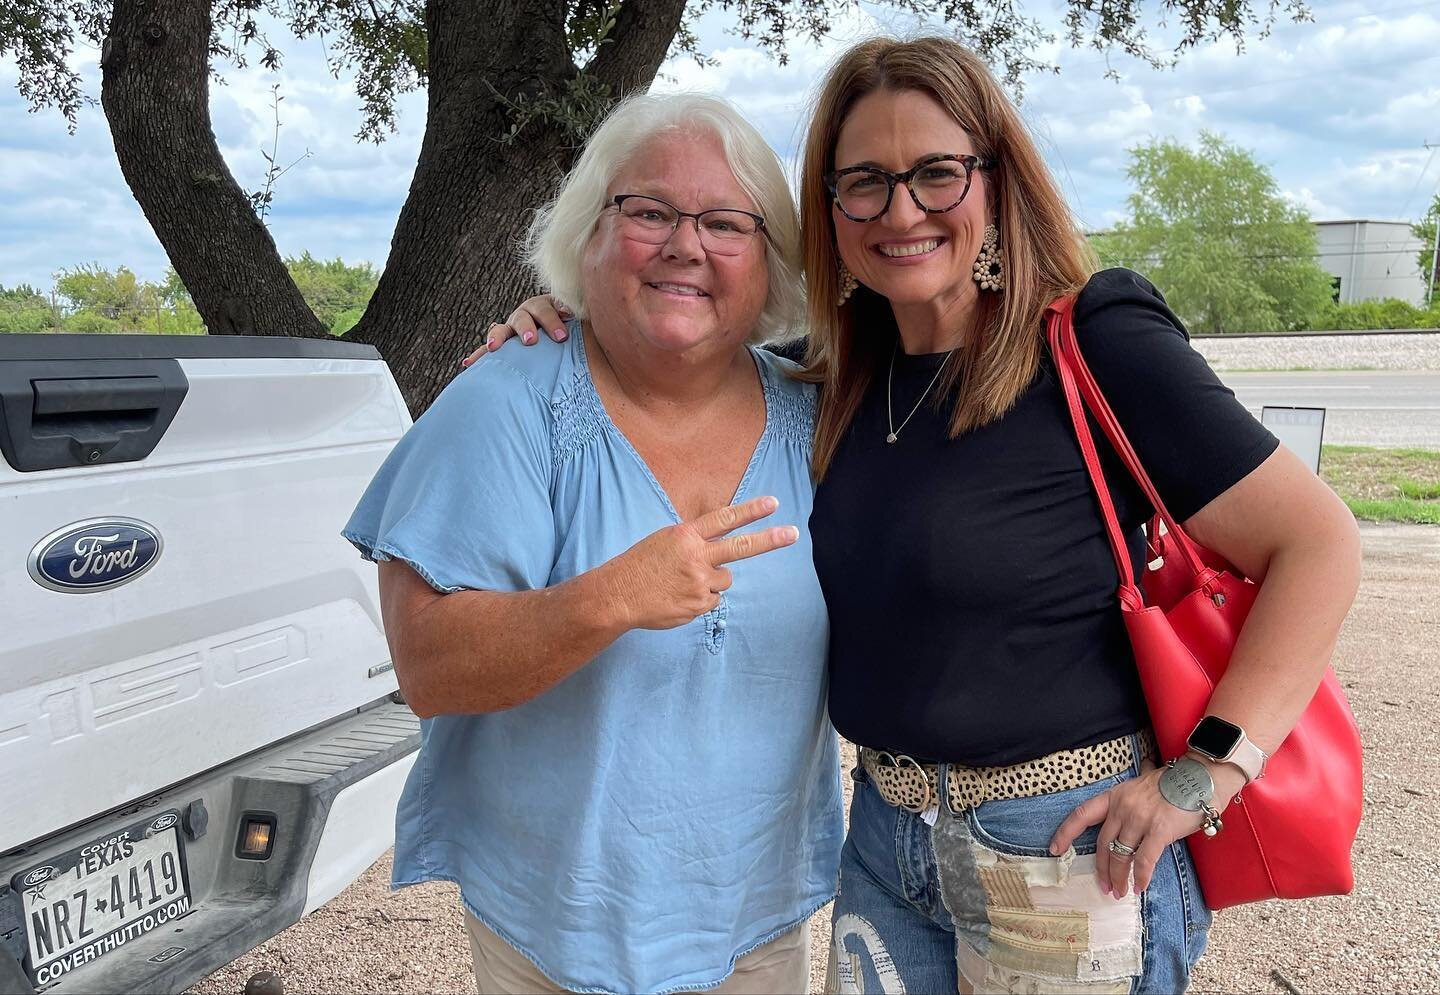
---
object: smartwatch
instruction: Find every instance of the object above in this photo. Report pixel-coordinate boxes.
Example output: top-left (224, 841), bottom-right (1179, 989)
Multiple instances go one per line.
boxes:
top-left (1187, 715), bottom-right (1269, 784)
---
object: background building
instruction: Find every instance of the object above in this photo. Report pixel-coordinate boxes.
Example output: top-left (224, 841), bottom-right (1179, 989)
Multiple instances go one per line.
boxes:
top-left (1314, 220), bottom-right (1427, 306)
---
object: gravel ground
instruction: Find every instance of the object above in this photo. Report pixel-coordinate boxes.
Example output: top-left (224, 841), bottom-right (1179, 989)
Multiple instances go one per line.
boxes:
top-left (1192, 332), bottom-right (1440, 372)
top-left (190, 522), bottom-right (1439, 995)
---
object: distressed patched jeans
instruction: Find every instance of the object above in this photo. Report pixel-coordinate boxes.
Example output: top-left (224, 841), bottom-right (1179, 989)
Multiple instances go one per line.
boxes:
top-left (827, 737), bottom-right (1211, 994)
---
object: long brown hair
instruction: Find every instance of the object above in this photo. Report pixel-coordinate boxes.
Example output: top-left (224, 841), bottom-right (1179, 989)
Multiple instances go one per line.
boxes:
top-left (801, 36), bottom-right (1096, 477)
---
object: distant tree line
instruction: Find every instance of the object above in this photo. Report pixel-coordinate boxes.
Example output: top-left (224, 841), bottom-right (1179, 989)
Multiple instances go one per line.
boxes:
top-left (0, 253), bottom-right (378, 335)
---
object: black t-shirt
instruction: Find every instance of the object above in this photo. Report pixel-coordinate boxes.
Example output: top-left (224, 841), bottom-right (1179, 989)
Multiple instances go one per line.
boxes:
top-left (808, 268), bottom-right (1279, 766)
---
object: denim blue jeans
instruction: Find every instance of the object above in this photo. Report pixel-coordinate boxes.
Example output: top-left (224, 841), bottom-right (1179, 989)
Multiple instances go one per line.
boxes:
top-left (828, 735), bottom-right (1211, 994)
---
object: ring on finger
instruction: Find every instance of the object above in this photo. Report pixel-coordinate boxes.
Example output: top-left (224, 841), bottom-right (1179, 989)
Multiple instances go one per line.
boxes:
top-left (1107, 839), bottom-right (1138, 858)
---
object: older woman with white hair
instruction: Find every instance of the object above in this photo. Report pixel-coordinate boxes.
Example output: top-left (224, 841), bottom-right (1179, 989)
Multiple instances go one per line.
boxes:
top-left (342, 93), bottom-right (841, 994)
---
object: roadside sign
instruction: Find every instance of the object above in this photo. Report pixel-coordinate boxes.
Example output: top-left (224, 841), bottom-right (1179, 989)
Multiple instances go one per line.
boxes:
top-left (1261, 406), bottom-right (1326, 474)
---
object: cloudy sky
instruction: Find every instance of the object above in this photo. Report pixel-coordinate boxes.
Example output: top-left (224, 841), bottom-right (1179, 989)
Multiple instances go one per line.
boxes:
top-left (2, 0), bottom-right (1438, 292)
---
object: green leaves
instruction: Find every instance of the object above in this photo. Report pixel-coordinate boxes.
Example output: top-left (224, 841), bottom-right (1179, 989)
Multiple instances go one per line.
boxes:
top-left (0, 283), bottom-right (53, 333)
top-left (0, 0), bottom-right (107, 129)
top-left (283, 251), bottom-right (380, 333)
top-left (1413, 192), bottom-right (1438, 308)
top-left (489, 72), bottom-right (615, 147)
top-left (55, 262), bottom-right (144, 315)
top-left (1096, 132), bottom-right (1335, 333)
top-left (0, 257), bottom-right (375, 335)
top-left (1322, 297), bottom-right (1440, 331)
top-left (568, 0), bottom-right (622, 58)
top-left (1093, 134), bottom-right (1440, 331)
top-left (45, 263), bottom-right (205, 333)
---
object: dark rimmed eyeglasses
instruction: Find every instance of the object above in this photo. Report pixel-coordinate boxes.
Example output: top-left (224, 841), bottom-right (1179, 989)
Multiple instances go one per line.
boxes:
top-left (824, 153), bottom-right (997, 223)
top-left (606, 194), bottom-right (768, 256)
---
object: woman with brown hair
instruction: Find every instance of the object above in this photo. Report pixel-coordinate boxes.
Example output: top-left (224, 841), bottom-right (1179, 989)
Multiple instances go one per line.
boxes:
top-left (801, 36), bottom-right (1356, 994)
top-left (475, 36), bottom-right (1360, 994)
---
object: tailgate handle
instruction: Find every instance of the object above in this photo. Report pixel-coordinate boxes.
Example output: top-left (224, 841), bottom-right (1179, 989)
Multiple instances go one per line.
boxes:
top-left (0, 361), bottom-right (188, 472)
top-left (33, 376), bottom-right (167, 415)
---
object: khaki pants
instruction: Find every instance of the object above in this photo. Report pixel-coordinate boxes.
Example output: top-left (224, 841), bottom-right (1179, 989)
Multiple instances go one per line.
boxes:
top-left (464, 908), bottom-right (812, 994)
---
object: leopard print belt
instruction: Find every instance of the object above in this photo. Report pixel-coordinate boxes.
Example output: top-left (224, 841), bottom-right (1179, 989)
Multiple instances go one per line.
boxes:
top-left (859, 730), bottom-right (1157, 814)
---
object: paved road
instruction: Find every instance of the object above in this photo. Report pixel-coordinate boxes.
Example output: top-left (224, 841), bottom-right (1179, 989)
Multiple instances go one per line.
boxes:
top-left (1220, 371), bottom-right (1440, 448)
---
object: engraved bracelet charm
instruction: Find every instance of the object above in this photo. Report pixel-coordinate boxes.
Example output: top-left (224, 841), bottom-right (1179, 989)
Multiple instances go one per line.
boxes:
top-left (1158, 757), bottom-right (1224, 837)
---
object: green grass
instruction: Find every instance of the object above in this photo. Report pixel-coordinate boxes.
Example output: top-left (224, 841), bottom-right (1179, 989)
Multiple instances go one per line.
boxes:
top-left (1341, 498), bottom-right (1440, 525)
top-left (1321, 445), bottom-right (1440, 525)
top-left (1397, 479), bottom-right (1440, 501)
top-left (1324, 445), bottom-right (1440, 461)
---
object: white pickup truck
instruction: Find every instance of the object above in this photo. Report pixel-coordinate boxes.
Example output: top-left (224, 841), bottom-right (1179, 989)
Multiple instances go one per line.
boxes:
top-left (0, 333), bottom-right (418, 993)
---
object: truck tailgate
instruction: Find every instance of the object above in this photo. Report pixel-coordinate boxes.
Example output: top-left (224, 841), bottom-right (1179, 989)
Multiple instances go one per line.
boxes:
top-left (0, 338), bottom-right (412, 852)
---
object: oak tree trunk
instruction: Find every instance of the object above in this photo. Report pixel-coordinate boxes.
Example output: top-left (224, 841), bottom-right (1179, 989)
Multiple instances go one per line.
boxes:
top-left (100, 0), bottom-right (328, 337)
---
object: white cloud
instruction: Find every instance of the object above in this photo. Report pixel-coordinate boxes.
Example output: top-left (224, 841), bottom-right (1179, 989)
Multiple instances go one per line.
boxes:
top-left (1034, 95), bottom-right (1156, 147)
top-left (1327, 86), bottom-right (1440, 144)
top-left (1282, 186), bottom-right (1345, 219)
top-left (1326, 148), bottom-right (1440, 220)
top-left (1172, 95), bottom-right (1205, 118)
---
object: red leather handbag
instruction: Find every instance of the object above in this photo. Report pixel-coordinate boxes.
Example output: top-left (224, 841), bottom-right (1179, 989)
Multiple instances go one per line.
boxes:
top-left (1046, 295), bottom-right (1363, 910)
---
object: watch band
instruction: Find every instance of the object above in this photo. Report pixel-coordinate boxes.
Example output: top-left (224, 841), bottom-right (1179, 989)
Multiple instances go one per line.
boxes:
top-left (1188, 715), bottom-right (1269, 784)
top-left (1223, 735), bottom-right (1269, 784)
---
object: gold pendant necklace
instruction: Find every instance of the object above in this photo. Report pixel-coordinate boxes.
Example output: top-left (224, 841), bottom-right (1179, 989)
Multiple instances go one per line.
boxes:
top-left (886, 343), bottom-right (952, 444)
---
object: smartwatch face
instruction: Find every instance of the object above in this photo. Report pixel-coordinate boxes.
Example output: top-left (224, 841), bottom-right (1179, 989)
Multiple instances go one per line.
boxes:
top-left (1189, 716), bottom-right (1244, 759)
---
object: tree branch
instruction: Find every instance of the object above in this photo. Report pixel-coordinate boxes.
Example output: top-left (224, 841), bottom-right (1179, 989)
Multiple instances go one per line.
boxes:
top-left (586, 0), bottom-right (687, 98)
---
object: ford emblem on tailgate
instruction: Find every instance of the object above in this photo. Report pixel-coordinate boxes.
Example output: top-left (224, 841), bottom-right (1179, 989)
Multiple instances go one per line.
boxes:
top-left (28, 518), bottom-right (163, 594)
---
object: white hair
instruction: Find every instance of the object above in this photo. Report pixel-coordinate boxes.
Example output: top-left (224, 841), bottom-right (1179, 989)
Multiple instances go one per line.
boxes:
top-left (525, 92), bottom-right (804, 343)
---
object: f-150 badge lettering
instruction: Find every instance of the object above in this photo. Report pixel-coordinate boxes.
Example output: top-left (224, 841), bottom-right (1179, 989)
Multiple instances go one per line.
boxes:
top-left (28, 518), bottom-right (163, 594)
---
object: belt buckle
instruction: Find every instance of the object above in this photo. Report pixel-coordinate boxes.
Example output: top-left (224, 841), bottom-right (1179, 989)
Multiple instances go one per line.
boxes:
top-left (947, 764), bottom-right (986, 812)
top-left (891, 753), bottom-right (934, 814)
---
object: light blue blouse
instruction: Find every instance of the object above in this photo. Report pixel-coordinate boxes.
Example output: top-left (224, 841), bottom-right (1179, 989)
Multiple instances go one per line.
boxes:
top-left (342, 324), bottom-right (842, 994)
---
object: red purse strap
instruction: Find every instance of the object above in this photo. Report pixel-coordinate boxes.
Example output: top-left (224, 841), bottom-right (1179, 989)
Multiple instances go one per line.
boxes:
top-left (1044, 296), bottom-right (1211, 594)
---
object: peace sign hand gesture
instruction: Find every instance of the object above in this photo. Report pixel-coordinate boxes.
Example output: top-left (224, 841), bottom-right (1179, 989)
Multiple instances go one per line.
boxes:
top-left (609, 496), bottom-right (798, 630)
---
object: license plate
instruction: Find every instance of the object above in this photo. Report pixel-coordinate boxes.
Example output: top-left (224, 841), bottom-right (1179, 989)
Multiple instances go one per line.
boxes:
top-left (13, 810), bottom-right (192, 987)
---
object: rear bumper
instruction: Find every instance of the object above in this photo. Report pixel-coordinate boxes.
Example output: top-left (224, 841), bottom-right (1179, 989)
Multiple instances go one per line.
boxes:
top-left (0, 701), bottom-right (419, 994)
